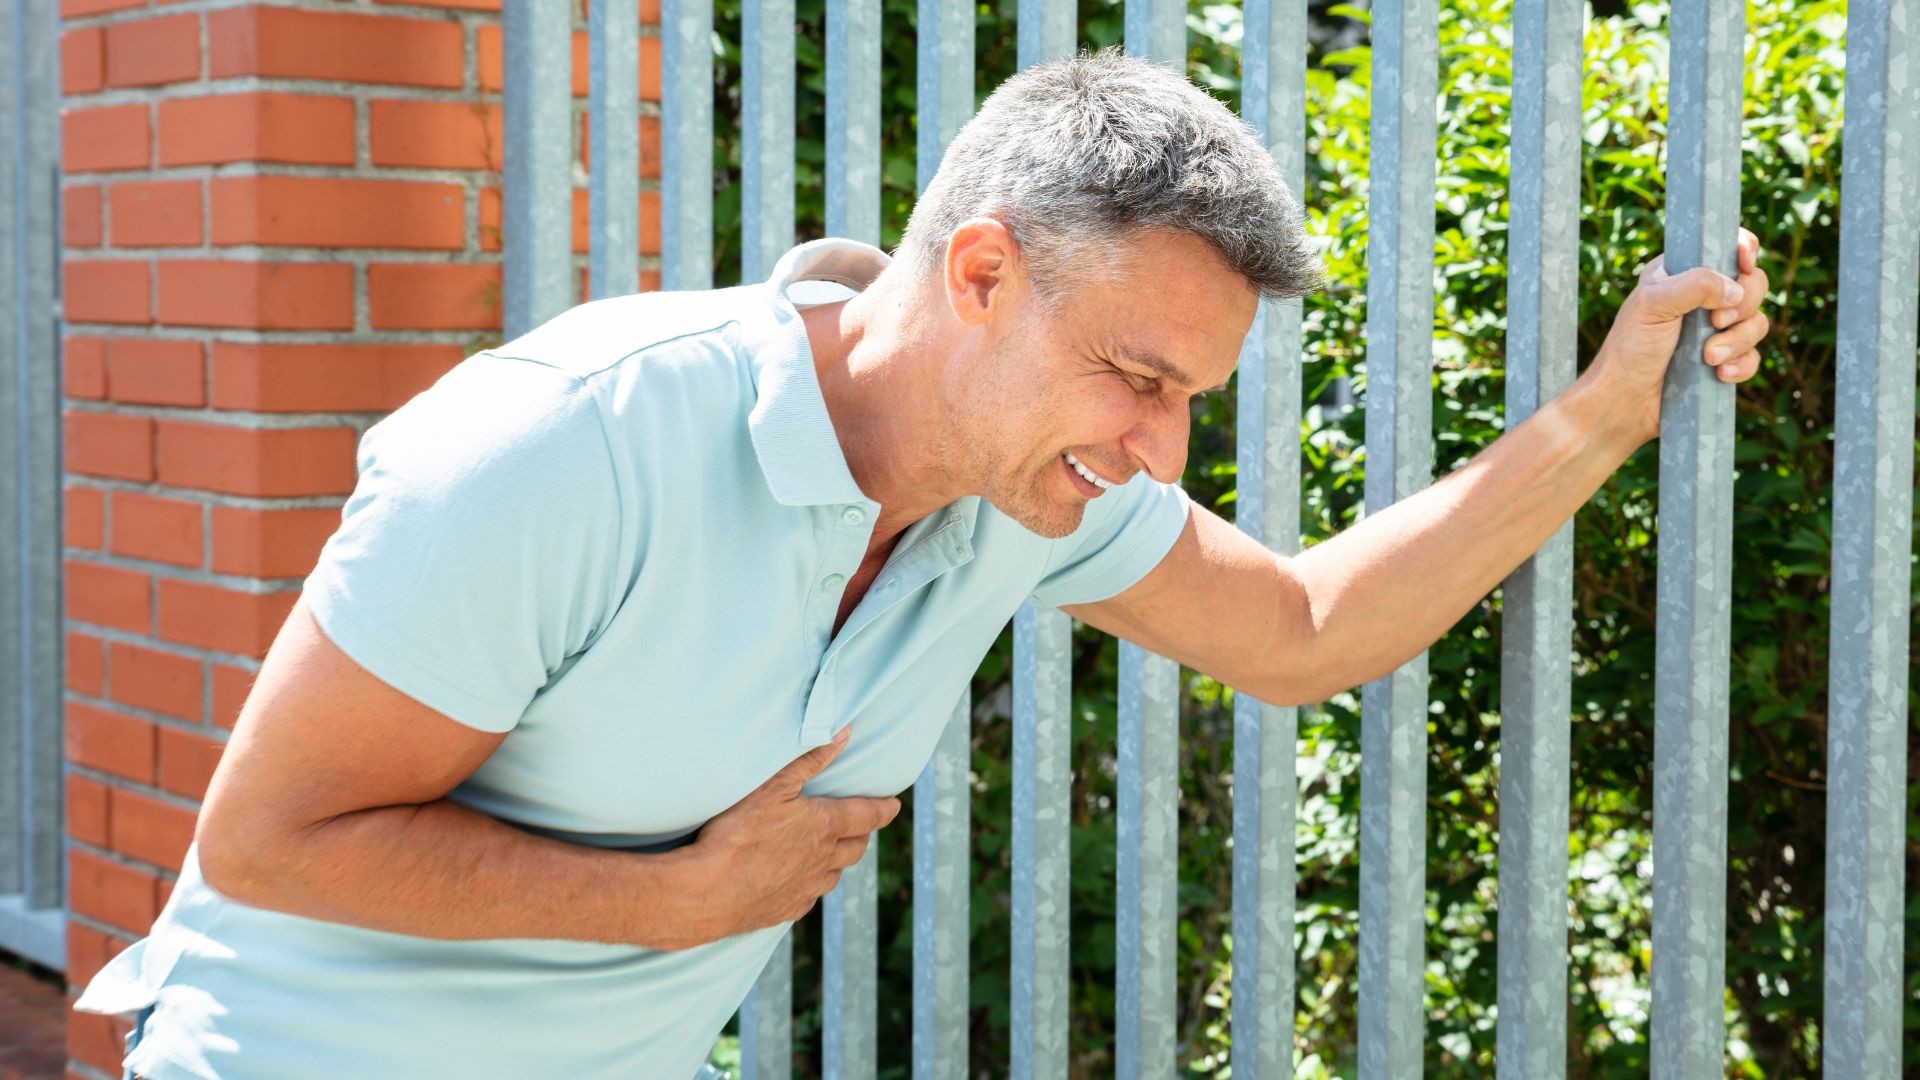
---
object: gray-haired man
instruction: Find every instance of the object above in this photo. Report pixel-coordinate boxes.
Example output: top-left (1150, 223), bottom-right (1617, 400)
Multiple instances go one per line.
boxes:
top-left (78, 51), bottom-right (1772, 1078)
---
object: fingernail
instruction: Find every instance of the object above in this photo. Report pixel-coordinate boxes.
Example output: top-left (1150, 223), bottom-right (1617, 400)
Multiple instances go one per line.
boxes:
top-left (1707, 346), bottom-right (1725, 363)
top-left (1724, 280), bottom-right (1743, 304)
top-left (1720, 364), bottom-right (1738, 379)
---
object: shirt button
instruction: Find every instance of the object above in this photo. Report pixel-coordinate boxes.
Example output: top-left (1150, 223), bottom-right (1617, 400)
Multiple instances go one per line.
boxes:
top-left (821, 573), bottom-right (846, 591)
top-left (842, 506), bottom-right (866, 526)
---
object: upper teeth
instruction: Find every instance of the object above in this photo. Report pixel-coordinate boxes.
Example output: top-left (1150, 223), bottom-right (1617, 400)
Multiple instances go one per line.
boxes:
top-left (1065, 453), bottom-right (1114, 490)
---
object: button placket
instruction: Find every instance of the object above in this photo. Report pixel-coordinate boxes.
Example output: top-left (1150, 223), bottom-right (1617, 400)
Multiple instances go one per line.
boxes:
top-left (799, 501), bottom-right (878, 743)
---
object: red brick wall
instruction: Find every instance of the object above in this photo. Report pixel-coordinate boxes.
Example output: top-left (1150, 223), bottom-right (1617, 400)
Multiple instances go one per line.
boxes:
top-left (56, 2), bottom-right (660, 1074)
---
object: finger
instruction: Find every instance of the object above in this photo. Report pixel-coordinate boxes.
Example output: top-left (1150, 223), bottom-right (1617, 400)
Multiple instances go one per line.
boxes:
top-left (832, 833), bottom-right (871, 869)
top-left (1640, 265), bottom-right (1743, 320)
top-left (1637, 252), bottom-right (1666, 282)
top-left (1713, 348), bottom-right (1760, 383)
top-left (1711, 265), bottom-right (1769, 328)
top-left (1737, 227), bottom-right (1758, 273)
top-left (825, 796), bottom-right (902, 837)
top-left (1705, 311), bottom-right (1770, 364)
top-left (767, 726), bottom-right (852, 793)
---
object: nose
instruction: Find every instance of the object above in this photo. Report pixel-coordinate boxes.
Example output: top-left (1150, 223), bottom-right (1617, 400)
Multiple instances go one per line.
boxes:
top-left (1119, 399), bottom-right (1189, 484)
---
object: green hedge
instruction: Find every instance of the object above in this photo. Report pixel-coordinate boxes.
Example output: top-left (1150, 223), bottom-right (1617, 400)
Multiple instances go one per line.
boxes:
top-left (696, 0), bottom-right (1916, 1074)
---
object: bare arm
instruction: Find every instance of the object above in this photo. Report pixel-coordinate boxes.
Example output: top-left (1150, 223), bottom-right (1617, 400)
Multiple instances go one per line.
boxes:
top-left (196, 594), bottom-right (897, 950)
top-left (1068, 232), bottom-right (1773, 706)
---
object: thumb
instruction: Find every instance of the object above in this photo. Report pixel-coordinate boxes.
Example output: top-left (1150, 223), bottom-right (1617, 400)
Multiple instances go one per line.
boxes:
top-left (770, 725), bottom-right (851, 792)
top-left (1637, 264), bottom-right (1743, 321)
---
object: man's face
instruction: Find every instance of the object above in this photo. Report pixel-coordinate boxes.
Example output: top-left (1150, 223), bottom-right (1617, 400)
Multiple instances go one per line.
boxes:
top-left (948, 230), bottom-right (1260, 539)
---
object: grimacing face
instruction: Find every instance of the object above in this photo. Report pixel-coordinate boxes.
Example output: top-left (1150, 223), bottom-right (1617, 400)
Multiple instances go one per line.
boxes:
top-left (951, 230), bottom-right (1260, 539)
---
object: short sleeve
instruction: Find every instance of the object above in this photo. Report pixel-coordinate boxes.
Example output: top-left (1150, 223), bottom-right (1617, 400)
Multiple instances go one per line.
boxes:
top-left (1029, 473), bottom-right (1191, 609)
top-left (301, 355), bottom-right (630, 734)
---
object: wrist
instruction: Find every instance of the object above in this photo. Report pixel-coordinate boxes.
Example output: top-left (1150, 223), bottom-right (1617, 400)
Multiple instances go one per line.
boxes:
top-left (626, 844), bottom-right (725, 950)
top-left (1566, 358), bottom-right (1655, 457)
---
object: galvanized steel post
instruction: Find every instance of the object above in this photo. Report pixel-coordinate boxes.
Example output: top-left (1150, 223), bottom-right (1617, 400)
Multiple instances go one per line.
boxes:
top-left (1011, 601), bottom-right (1071, 1078)
top-left (1356, 0), bottom-right (1438, 1075)
top-left (913, 698), bottom-right (971, 1080)
top-left (502, 0), bottom-right (574, 338)
top-left (1821, 1), bottom-right (1918, 1075)
top-left (1493, 0), bottom-right (1581, 1075)
top-left (1231, 0), bottom-right (1307, 1073)
top-left (588, 0), bottom-right (641, 300)
top-left (662, 0), bottom-right (714, 289)
top-left (1649, 1), bottom-right (1743, 1075)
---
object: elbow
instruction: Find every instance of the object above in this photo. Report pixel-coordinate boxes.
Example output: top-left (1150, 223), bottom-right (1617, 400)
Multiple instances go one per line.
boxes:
top-left (194, 807), bottom-right (285, 908)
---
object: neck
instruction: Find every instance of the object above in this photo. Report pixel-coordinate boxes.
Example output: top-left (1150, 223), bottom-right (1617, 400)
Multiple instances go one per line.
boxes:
top-left (801, 269), bottom-right (966, 552)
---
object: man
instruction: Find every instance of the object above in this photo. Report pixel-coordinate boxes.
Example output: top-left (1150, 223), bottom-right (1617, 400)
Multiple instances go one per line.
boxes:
top-left (77, 51), bottom-right (1771, 1077)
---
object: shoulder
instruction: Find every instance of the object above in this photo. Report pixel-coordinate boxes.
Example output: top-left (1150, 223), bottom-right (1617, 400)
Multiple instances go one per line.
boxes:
top-left (482, 286), bottom-right (767, 384)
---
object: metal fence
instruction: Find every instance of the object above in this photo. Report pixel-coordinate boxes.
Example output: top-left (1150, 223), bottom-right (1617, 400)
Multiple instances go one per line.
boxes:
top-left (501, 0), bottom-right (1920, 1075)
top-left (0, 0), bottom-right (65, 974)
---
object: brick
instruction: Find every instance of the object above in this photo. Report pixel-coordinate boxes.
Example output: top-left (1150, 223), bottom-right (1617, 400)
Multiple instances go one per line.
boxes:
top-left (63, 260), bottom-right (151, 325)
top-left (108, 179), bottom-right (203, 248)
top-left (371, 99), bottom-right (502, 170)
top-left (68, 849), bottom-right (160, 936)
top-left (373, 0), bottom-right (498, 8)
top-left (211, 505), bottom-right (343, 578)
top-left (108, 640), bottom-right (204, 720)
top-left (157, 877), bottom-right (175, 910)
top-left (61, 0), bottom-right (145, 15)
top-left (210, 6), bottom-right (463, 88)
top-left (210, 342), bottom-right (462, 413)
top-left (106, 338), bottom-right (205, 408)
top-left (156, 724), bottom-right (227, 799)
top-left (64, 701), bottom-right (156, 783)
top-left (66, 1000), bottom-right (133, 1075)
top-left (65, 923), bottom-right (130, 991)
top-left (61, 28), bottom-right (105, 96)
top-left (159, 92), bottom-right (356, 167)
top-left (63, 411), bottom-right (154, 482)
top-left (479, 27), bottom-right (659, 99)
top-left (61, 103), bottom-right (149, 172)
top-left (65, 486), bottom-right (105, 551)
top-left (110, 788), bottom-right (199, 872)
top-left (156, 260), bottom-right (353, 330)
top-left (481, 187), bottom-right (659, 256)
top-left (155, 422), bottom-right (358, 497)
top-left (368, 263), bottom-right (502, 331)
top-left (64, 337), bottom-right (107, 399)
top-left (67, 630), bottom-right (106, 694)
top-left (66, 774), bottom-right (110, 847)
top-left (64, 560), bottom-right (151, 635)
top-left (580, 112), bottom-right (662, 179)
top-left (64, 184), bottom-right (103, 248)
top-left (105, 13), bottom-right (200, 88)
top-left (211, 176), bottom-right (464, 251)
top-left (156, 579), bottom-right (298, 659)
top-left (110, 491), bottom-right (204, 569)
top-left (210, 662), bottom-right (255, 730)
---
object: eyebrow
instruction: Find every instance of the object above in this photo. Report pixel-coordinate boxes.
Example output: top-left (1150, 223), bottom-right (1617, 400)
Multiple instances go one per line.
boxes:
top-left (1117, 344), bottom-right (1231, 395)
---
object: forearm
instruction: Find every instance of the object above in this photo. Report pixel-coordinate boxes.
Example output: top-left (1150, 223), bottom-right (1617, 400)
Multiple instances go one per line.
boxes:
top-left (201, 797), bottom-right (716, 950)
top-left (1290, 372), bottom-right (1644, 695)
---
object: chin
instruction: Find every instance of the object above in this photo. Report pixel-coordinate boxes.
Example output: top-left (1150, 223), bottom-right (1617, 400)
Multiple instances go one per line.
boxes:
top-left (989, 493), bottom-right (1086, 540)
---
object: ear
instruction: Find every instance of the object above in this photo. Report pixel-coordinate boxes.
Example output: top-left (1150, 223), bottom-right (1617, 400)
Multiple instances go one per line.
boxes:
top-left (942, 217), bottom-right (1026, 327)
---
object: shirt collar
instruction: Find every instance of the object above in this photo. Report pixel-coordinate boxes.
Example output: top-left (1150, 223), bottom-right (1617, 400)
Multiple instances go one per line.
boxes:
top-left (742, 239), bottom-right (889, 509)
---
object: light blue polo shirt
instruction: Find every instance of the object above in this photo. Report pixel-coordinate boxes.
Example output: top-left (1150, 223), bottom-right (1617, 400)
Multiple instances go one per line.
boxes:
top-left (76, 239), bottom-right (1192, 1078)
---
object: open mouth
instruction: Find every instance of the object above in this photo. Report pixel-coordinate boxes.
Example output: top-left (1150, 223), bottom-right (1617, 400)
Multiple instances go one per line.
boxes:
top-left (1062, 452), bottom-right (1116, 495)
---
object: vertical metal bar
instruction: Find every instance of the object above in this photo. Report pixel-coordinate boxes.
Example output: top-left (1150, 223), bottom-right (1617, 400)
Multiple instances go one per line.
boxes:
top-left (1231, 0), bottom-right (1305, 1073)
top-left (824, 0), bottom-right (880, 244)
top-left (1112, 11), bottom-right (1185, 1079)
top-left (1011, 602), bottom-right (1071, 1078)
top-left (1115, 644), bottom-right (1179, 1080)
top-left (1016, 0), bottom-right (1075, 68)
top-left (1649, 1), bottom-right (1743, 1075)
top-left (910, 13), bottom-right (972, 1077)
top-left (1493, 0), bottom-right (1581, 1076)
top-left (3, 0), bottom-right (61, 918)
top-left (736, 2), bottom-right (797, 1069)
top-left (1356, 0), bottom-right (1437, 1076)
top-left (738, 932), bottom-right (792, 1080)
top-left (822, 842), bottom-right (877, 1079)
top-left (502, 0), bottom-right (574, 338)
top-left (1822, 2), bottom-right (1918, 1075)
top-left (741, 0), bottom-right (794, 279)
top-left (588, 0), bottom-right (640, 299)
top-left (818, 3), bottom-right (881, 1074)
top-left (916, 0), bottom-right (974, 194)
top-left (912, 697), bottom-right (970, 1080)
top-left (1123, 0), bottom-right (1183, 70)
top-left (662, 0), bottom-right (713, 289)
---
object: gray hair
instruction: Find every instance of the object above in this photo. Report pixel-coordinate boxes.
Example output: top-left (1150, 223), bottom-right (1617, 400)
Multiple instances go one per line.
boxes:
top-left (897, 48), bottom-right (1323, 307)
